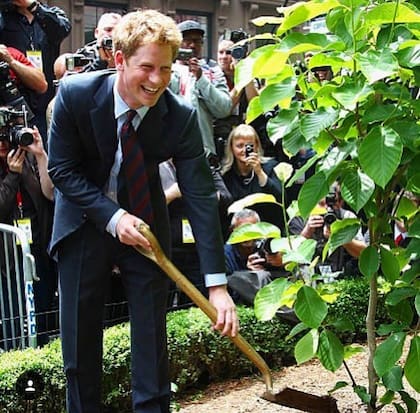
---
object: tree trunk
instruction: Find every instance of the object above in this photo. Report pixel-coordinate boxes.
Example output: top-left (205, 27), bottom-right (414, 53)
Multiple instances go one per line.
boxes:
top-left (366, 275), bottom-right (378, 413)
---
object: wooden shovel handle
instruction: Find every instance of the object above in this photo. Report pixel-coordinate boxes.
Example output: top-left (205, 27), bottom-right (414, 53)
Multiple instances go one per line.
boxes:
top-left (134, 223), bottom-right (273, 392)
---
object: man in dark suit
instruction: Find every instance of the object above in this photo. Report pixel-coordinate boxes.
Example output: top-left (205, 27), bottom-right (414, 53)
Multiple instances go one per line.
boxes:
top-left (47, 9), bottom-right (238, 413)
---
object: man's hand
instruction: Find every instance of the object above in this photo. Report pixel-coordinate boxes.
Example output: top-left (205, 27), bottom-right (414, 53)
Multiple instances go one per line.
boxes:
top-left (247, 252), bottom-right (266, 271)
top-left (188, 57), bottom-right (202, 80)
top-left (0, 45), bottom-right (12, 65)
top-left (116, 213), bottom-right (152, 250)
top-left (301, 215), bottom-right (324, 238)
top-left (208, 285), bottom-right (239, 337)
top-left (7, 147), bottom-right (25, 174)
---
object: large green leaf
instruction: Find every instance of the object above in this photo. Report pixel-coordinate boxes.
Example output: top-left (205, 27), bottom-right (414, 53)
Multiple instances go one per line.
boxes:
top-left (396, 44), bottom-right (420, 68)
top-left (327, 219), bottom-right (360, 256)
top-left (415, 292), bottom-right (420, 317)
top-left (383, 366), bottom-right (404, 392)
top-left (295, 286), bottom-right (328, 328)
top-left (298, 172), bottom-right (329, 219)
top-left (373, 332), bottom-right (406, 377)
top-left (265, 105), bottom-right (300, 145)
top-left (359, 126), bottom-right (403, 189)
top-left (388, 300), bottom-right (414, 325)
top-left (365, 3), bottom-right (420, 25)
top-left (331, 78), bottom-right (374, 110)
top-left (295, 328), bottom-right (319, 365)
top-left (227, 222), bottom-right (281, 244)
top-left (359, 246), bottom-right (380, 279)
top-left (300, 107), bottom-right (339, 140)
top-left (259, 78), bottom-right (297, 112)
top-left (282, 238), bottom-right (317, 264)
top-left (277, 0), bottom-right (341, 33)
top-left (405, 336), bottom-right (420, 392)
top-left (356, 49), bottom-right (400, 84)
top-left (245, 95), bottom-right (264, 124)
top-left (254, 278), bottom-right (291, 321)
top-left (385, 287), bottom-right (417, 306)
top-left (380, 247), bottom-right (401, 284)
top-left (341, 169), bottom-right (375, 213)
top-left (317, 330), bottom-right (344, 372)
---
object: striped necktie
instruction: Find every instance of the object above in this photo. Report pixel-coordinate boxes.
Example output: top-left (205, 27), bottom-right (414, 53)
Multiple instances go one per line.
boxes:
top-left (120, 110), bottom-right (154, 225)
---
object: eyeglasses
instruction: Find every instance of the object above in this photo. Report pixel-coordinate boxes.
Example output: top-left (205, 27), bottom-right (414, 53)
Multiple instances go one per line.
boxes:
top-left (183, 37), bottom-right (203, 45)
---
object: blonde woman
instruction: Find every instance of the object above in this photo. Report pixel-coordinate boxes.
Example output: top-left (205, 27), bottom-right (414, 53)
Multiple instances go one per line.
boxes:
top-left (221, 124), bottom-right (283, 203)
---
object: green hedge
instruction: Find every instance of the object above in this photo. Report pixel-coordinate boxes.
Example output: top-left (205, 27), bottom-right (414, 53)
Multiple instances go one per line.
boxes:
top-left (0, 278), bottom-right (390, 412)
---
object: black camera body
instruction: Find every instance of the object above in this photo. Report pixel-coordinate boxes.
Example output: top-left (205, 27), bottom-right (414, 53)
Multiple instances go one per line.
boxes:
top-left (323, 192), bottom-right (338, 226)
top-left (177, 48), bottom-right (193, 61)
top-left (229, 29), bottom-right (249, 60)
top-left (0, 107), bottom-right (34, 148)
top-left (101, 36), bottom-right (113, 50)
top-left (245, 143), bottom-right (254, 157)
top-left (65, 54), bottom-right (93, 71)
top-left (253, 238), bottom-right (274, 259)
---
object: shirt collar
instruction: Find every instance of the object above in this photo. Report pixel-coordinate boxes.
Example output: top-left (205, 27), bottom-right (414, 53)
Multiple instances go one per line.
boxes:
top-left (113, 82), bottom-right (149, 120)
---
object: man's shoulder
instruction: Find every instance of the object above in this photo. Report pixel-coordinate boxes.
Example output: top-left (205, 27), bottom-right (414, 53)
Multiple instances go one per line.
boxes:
top-left (162, 87), bottom-right (195, 114)
top-left (61, 69), bottom-right (115, 90)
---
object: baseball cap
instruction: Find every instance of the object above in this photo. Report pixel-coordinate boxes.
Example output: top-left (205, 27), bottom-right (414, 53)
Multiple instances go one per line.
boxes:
top-left (177, 20), bottom-right (204, 35)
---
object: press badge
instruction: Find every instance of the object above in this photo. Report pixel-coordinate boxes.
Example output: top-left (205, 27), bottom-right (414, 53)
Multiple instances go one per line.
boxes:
top-left (182, 218), bottom-right (195, 244)
top-left (27, 50), bottom-right (43, 71)
top-left (14, 218), bottom-right (33, 245)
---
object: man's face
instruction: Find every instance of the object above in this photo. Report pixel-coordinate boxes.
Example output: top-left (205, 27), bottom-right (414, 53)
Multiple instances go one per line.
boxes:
top-left (115, 42), bottom-right (173, 109)
top-left (181, 30), bottom-right (203, 58)
top-left (95, 15), bottom-right (121, 45)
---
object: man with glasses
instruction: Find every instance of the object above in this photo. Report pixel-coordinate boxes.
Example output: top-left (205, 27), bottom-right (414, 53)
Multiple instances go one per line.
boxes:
top-left (170, 20), bottom-right (232, 157)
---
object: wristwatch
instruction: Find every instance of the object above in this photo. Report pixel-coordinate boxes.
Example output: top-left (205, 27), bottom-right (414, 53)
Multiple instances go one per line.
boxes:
top-left (27, 1), bottom-right (39, 13)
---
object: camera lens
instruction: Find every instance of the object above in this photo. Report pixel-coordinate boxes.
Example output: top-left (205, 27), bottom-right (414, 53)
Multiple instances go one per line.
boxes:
top-left (15, 128), bottom-right (34, 146)
top-left (324, 212), bottom-right (337, 226)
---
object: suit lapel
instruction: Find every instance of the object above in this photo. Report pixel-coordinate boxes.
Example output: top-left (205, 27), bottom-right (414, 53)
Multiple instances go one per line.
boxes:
top-left (91, 73), bottom-right (117, 172)
top-left (137, 92), bottom-right (168, 153)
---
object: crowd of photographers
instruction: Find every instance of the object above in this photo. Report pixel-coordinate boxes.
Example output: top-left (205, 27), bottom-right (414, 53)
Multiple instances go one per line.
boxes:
top-left (0, 7), bottom-right (381, 348)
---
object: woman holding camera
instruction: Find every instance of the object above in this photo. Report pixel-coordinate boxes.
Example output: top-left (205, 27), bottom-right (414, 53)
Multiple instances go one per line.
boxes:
top-left (0, 126), bottom-right (56, 346)
top-left (221, 123), bottom-right (283, 204)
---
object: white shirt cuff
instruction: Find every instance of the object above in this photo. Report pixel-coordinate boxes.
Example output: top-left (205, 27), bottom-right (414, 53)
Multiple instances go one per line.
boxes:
top-left (106, 208), bottom-right (126, 237)
top-left (205, 273), bottom-right (227, 287)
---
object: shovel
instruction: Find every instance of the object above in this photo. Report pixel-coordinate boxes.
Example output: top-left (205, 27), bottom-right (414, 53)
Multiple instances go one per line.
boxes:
top-left (135, 223), bottom-right (340, 413)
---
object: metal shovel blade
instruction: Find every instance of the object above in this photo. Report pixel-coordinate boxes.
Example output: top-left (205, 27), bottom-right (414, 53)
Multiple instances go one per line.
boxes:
top-left (135, 224), bottom-right (340, 412)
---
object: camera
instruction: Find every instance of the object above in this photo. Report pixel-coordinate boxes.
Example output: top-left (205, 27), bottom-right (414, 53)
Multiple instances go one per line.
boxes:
top-left (0, 61), bottom-right (35, 119)
top-left (101, 36), bottom-right (113, 50)
top-left (229, 29), bottom-right (249, 61)
top-left (177, 48), bottom-right (193, 61)
top-left (65, 54), bottom-right (93, 71)
top-left (245, 143), bottom-right (254, 157)
top-left (323, 192), bottom-right (338, 226)
top-left (0, 106), bottom-right (34, 148)
top-left (253, 238), bottom-right (273, 259)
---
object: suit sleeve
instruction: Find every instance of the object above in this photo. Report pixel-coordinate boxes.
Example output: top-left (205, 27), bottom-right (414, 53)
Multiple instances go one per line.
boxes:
top-left (173, 112), bottom-right (227, 276)
top-left (47, 79), bottom-right (119, 232)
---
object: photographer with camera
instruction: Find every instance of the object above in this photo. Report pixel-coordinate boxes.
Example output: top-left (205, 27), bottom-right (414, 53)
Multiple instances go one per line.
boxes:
top-left (0, 0), bottom-right (71, 142)
top-left (75, 12), bottom-right (122, 72)
top-left (0, 44), bottom-right (47, 96)
top-left (221, 123), bottom-right (283, 205)
top-left (0, 117), bottom-right (56, 346)
top-left (170, 19), bottom-right (232, 156)
top-left (214, 36), bottom-right (260, 161)
top-left (289, 181), bottom-right (367, 277)
top-left (224, 209), bottom-right (286, 305)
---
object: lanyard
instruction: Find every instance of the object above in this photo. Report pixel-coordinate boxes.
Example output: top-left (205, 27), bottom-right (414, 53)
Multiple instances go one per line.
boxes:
top-left (16, 189), bottom-right (24, 219)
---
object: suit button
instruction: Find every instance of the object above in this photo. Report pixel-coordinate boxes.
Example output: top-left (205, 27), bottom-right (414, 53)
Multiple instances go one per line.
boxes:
top-left (82, 213), bottom-right (88, 220)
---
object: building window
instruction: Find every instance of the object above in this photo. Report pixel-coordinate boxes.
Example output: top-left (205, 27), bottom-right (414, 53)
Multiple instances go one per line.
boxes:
top-left (175, 11), bottom-right (212, 60)
top-left (84, 2), bottom-right (128, 45)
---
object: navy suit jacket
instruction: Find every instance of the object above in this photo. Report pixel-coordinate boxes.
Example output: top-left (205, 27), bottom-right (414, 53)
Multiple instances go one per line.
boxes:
top-left (48, 70), bottom-right (225, 275)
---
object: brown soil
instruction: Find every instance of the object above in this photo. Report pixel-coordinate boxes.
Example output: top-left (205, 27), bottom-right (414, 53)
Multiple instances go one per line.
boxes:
top-left (176, 341), bottom-right (419, 413)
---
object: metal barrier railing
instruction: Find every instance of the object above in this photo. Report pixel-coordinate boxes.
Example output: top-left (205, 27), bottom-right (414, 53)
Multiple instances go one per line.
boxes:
top-left (0, 223), bottom-right (38, 350)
